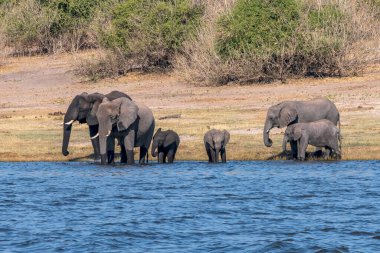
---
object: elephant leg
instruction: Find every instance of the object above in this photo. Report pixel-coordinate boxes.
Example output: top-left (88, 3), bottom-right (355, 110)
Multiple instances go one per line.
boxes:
top-left (107, 151), bottom-right (115, 164)
top-left (158, 152), bottom-right (165, 163)
top-left (206, 147), bottom-right (212, 163)
top-left (210, 149), bottom-right (216, 163)
top-left (298, 137), bottom-right (308, 161)
top-left (125, 150), bottom-right (134, 165)
top-left (100, 154), bottom-right (107, 165)
top-left (139, 146), bottom-right (148, 165)
top-left (123, 130), bottom-right (135, 165)
top-left (167, 149), bottom-right (175, 163)
top-left (89, 125), bottom-right (100, 160)
top-left (120, 143), bottom-right (128, 164)
top-left (290, 140), bottom-right (297, 160)
top-left (314, 147), bottom-right (324, 158)
top-left (221, 148), bottom-right (227, 163)
top-left (329, 141), bottom-right (340, 160)
top-left (107, 137), bottom-right (115, 164)
top-left (324, 147), bottom-right (331, 160)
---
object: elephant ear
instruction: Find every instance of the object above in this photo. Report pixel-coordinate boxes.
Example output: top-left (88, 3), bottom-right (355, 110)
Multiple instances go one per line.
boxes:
top-left (293, 127), bottom-right (303, 141)
top-left (117, 98), bottom-right (139, 131)
top-left (279, 106), bottom-right (298, 128)
top-left (204, 131), bottom-right (214, 148)
top-left (223, 130), bottom-right (230, 147)
top-left (163, 131), bottom-right (177, 148)
top-left (153, 128), bottom-right (162, 140)
top-left (87, 93), bottom-right (105, 102)
top-left (86, 100), bottom-right (101, 125)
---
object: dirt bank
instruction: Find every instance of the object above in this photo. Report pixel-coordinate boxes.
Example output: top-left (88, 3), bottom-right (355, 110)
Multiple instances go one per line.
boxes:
top-left (0, 51), bottom-right (379, 161)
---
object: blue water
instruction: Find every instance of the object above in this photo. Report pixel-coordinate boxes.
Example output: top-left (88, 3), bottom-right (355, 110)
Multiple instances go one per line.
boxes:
top-left (0, 161), bottom-right (380, 252)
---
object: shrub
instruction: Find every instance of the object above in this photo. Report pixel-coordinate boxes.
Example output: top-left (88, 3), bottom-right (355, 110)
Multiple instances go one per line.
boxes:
top-left (0, 0), bottom-right (52, 54)
top-left (76, 50), bottom-right (127, 81)
top-left (176, 0), bottom-right (380, 84)
top-left (100, 0), bottom-right (204, 71)
top-left (0, 0), bottom-right (105, 54)
top-left (216, 0), bottom-right (300, 59)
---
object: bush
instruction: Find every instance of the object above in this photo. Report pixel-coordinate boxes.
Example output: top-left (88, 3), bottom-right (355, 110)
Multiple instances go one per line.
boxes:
top-left (0, 0), bottom-right (105, 54)
top-left (100, 0), bottom-right (204, 71)
top-left (216, 0), bottom-right (300, 59)
top-left (76, 50), bottom-right (127, 81)
top-left (176, 0), bottom-right (380, 84)
top-left (0, 0), bottom-right (52, 54)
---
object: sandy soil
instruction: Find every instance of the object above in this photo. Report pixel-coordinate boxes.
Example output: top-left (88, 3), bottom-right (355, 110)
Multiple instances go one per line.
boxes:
top-left (0, 51), bottom-right (379, 161)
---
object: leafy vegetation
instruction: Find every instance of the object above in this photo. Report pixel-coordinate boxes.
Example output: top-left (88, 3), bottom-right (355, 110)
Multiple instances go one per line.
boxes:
top-left (216, 0), bottom-right (300, 59)
top-left (176, 0), bottom-right (380, 84)
top-left (1, 0), bottom-right (379, 83)
top-left (99, 0), bottom-right (203, 70)
top-left (0, 0), bottom-right (105, 53)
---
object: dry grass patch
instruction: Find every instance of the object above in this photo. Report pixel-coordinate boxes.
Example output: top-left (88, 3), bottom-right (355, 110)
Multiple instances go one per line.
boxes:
top-left (0, 105), bottom-right (379, 161)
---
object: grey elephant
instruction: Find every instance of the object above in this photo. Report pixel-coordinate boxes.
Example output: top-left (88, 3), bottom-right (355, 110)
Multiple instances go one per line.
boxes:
top-left (204, 129), bottom-right (230, 163)
top-left (151, 128), bottom-right (180, 163)
top-left (62, 91), bottom-right (131, 160)
top-left (283, 119), bottom-right (342, 161)
top-left (263, 98), bottom-right (340, 158)
top-left (95, 97), bottom-right (155, 165)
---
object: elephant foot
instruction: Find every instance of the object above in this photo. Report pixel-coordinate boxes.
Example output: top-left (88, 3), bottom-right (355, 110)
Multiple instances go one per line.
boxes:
top-left (120, 154), bottom-right (128, 163)
top-left (93, 153), bottom-right (101, 161)
top-left (100, 154), bottom-right (107, 165)
top-left (313, 150), bottom-right (324, 158)
top-left (126, 150), bottom-right (134, 165)
top-left (107, 151), bottom-right (115, 164)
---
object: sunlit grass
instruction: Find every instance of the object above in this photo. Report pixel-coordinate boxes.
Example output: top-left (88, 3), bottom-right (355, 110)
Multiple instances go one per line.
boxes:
top-left (0, 104), bottom-right (379, 162)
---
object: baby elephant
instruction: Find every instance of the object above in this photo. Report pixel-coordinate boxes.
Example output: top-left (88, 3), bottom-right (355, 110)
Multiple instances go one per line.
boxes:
top-left (204, 129), bottom-right (230, 163)
top-left (151, 128), bottom-right (180, 163)
top-left (283, 119), bottom-right (341, 161)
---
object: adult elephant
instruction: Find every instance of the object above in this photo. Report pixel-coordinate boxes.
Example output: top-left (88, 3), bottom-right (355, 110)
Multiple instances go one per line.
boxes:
top-left (263, 98), bottom-right (340, 157)
top-left (95, 97), bottom-right (155, 165)
top-left (62, 91), bottom-right (131, 160)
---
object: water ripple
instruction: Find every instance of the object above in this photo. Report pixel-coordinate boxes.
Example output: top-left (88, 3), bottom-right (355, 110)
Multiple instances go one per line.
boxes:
top-left (0, 161), bottom-right (380, 252)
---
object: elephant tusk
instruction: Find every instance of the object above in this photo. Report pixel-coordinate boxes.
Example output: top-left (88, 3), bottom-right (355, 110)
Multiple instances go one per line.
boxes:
top-left (65, 120), bottom-right (75, 125)
top-left (266, 129), bottom-right (270, 133)
top-left (90, 133), bottom-right (99, 139)
top-left (106, 130), bottom-right (111, 137)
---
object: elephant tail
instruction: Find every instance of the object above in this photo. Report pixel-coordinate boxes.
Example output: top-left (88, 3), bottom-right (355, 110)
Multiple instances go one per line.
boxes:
top-left (338, 118), bottom-right (341, 131)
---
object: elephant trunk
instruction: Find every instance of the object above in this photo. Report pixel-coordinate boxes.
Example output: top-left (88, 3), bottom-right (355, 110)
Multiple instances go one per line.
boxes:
top-left (62, 123), bottom-right (72, 156)
top-left (99, 136), bottom-right (107, 165)
top-left (282, 136), bottom-right (288, 153)
top-left (62, 99), bottom-right (79, 156)
top-left (151, 140), bottom-right (158, 157)
top-left (263, 120), bottom-right (273, 147)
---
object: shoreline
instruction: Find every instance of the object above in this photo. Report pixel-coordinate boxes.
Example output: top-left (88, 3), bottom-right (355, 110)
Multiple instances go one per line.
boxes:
top-left (0, 52), bottom-right (379, 162)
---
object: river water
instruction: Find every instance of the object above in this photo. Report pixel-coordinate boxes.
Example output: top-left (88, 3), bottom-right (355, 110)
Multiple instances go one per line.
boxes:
top-left (0, 161), bottom-right (379, 252)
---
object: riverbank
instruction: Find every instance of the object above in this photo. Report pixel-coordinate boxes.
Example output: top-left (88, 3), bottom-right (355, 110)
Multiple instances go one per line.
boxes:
top-left (0, 51), bottom-right (379, 161)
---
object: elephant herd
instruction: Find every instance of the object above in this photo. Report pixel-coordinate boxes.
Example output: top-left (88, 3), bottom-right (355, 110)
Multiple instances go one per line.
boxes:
top-left (62, 90), bottom-right (342, 165)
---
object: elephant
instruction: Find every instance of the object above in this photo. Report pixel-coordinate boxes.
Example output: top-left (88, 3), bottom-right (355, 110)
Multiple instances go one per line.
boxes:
top-left (62, 91), bottom-right (131, 160)
top-left (204, 129), bottom-right (230, 163)
top-left (95, 97), bottom-right (155, 165)
top-left (283, 119), bottom-right (342, 161)
top-left (151, 128), bottom-right (180, 163)
top-left (263, 98), bottom-right (340, 158)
